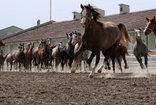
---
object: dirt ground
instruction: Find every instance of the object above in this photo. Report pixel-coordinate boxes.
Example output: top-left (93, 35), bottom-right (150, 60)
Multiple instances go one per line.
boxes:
top-left (0, 71), bottom-right (156, 105)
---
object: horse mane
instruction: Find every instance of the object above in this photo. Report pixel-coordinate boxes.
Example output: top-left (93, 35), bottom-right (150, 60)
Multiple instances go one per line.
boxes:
top-left (84, 4), bottom-right (101, 22)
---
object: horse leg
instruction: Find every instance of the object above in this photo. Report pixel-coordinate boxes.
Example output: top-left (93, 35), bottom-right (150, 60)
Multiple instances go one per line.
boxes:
top-left (123, 55), bottom-right (129, 69)
top-left (29, 60), bottom-right (32, 72)
top-left (19, 62), bottom-right (21, 72)
top-left (111, 53), bottom-right (116, 73)
top-left (136, 55), bottom-right (144, 69)
top-left (10, 62), bottom-right (12, 71)
top-left (61, 56), bottom-right (64, 71)
top-left (71, 44), bottom-right (86, 73)
top-left (88, 51), bottom-right (100, 78)
top-left (116, 56), bottom-right (122, 72)
top-left (144, 53), bottom-right (148, 69)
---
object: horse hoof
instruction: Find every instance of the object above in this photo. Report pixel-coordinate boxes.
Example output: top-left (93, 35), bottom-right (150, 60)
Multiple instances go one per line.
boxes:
top-left (124, 66), bottom-right (129, 69)
top-left (89, 75), bottom-right (93, 78)
top-left (71, 70), bottom-right (76, 73)
top-left (88, 74), bottom-right (94, 78)
top-left (97, 70), bottom-right (102, 73)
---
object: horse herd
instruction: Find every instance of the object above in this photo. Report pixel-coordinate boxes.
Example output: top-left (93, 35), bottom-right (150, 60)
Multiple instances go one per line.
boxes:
top-left (0, 4), bottom-right (156, 78)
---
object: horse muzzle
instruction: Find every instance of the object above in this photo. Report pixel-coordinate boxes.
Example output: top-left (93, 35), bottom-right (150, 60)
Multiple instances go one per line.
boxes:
top-left (81, 23), bottom-right (86, 28)
top-left (71, 42), bottom-right (76, 46)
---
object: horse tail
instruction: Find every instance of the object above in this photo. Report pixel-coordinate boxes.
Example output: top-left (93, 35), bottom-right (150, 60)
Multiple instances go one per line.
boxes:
top-left (126, 49), bottom-right (130, 56)
top-left (4, 54), bottom-right (8, 59)
top-left (118, 23), bottom-right (131, 43)
top-left (148, 50), bottom-right (156, 56)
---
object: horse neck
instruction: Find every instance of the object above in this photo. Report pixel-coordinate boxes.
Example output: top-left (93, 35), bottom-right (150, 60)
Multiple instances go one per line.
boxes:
top-left (66, 43), bottom-right (74, 55)
top-left (77, 36), bottom-right (82, 46)
top-left (153, 21), bottom-right (156, 35)
top-left (136, 38), bottom-right (143, 44)
top-left (84, 20), bottom-right (99, 34)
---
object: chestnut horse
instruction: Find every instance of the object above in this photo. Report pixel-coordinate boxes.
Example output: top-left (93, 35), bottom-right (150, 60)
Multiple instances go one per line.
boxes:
top-left (24, 42), bottom-right (32, 70)
top-left (101, 42), bottom-right (130, 72)
top-left (37, 39), bottom-right (49, 71)
top-left (71, 4), bottom-right (131, 78)
top-left (144, 16), bottom-right (156, 36)
top-left (27, 42), bottom-right (35, 71)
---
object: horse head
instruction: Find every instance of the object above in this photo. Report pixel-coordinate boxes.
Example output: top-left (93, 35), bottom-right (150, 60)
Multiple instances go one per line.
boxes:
top-left (26, 42), bottom-right (31, 51)
top-left (66, 33), bottom-right (72, 45)
top-left (39, 39), bottom-right (46, 52)
top-left (18, 43), bottom-right (24, 52)
top-left (80, 4), bottom-right (101, 28)
top-left (58, 41), bottom-right (64, 49)
top-left (71, 31), bottom-right (82, 45)
top-left (144, 16), bottom-right (156, 35)
top-left (135, 29), bottom-right (142, 41)
top-left (47, 38), bottom-right (52, 46)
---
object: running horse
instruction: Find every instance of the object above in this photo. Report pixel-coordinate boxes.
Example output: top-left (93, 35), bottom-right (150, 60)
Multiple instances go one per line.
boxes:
top-left (71, 4), bottom-right (131, 78)
top-left (27, 42), bottom-right (35, 71)
top-left (133, 29), bottom-right (155, 69)
top-left (11, 43), bottom-right (25, 71)
top-left (37, 39), bottom-right (49, 71)
top-left (144, 16), bottom-right (156, 36)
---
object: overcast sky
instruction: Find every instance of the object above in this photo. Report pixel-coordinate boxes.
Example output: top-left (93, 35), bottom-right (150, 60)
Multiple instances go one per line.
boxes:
top-left (0, 0), bottom-right (156, 30)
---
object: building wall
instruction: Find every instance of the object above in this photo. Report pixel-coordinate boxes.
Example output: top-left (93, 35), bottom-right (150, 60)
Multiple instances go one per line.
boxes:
top-left (0, 31), bottom-right (156, 56)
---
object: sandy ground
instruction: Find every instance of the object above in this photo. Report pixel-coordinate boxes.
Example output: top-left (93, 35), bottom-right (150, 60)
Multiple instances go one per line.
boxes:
top-left (0, 66), bottom-right (156, 105)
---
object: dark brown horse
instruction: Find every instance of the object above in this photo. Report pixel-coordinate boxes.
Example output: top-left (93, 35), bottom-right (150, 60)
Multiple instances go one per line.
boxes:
top-left (144, 16), bottom-right (156, 36)
top-left (0, 54), bottom-right (7, 71)
top-left (71, 4), bottom-right (131, 78)
top-left (11, 43), bottom-right (25, 71)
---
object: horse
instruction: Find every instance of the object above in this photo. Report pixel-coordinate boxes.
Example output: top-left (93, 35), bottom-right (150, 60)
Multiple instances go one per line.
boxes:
top-left (101, 42), bottom-right (130, 72)
top-left (6, 53), bottom-right (14, 71)
top-left (0, 54), bottom-right (7, 71)
top-left (37, 39), bottom-right (49, 71)
top-left (59, 33), bottom-right (75, 70)
top-left (11, 43), bottom-right (25, 71)
top-left (24, 42), bottom-right (32, 70)
top-left (133, 29), bottom-right (155, 69)
top-left (71, 31), bottom-right (89, 71)
top-left (48, 45), bottom-right (56, 70)
top-left (144, 16), bottom-right (156, 36)
top-left (52, 42), bottom-right (63, 71)
top-left (27, 42), bottom-right (35, 71)
top-left (71, 4), bottom-right (131, 78)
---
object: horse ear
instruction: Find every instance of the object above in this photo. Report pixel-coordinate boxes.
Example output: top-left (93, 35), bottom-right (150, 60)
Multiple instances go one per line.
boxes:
top-left (78, 33), bottom-right (81, 36)
top-left (153, 16), bottom-right (155, 21)
top-left (146, 17), bottom-right (149, 22)
top-left (80, 4), bottom-right (84, 9)
top-left (88, 4), bottom-right (91, 8)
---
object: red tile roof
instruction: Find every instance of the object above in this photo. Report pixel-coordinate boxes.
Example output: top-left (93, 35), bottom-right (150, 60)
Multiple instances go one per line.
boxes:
top-left (1, 8), bottom-right (156, 44)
